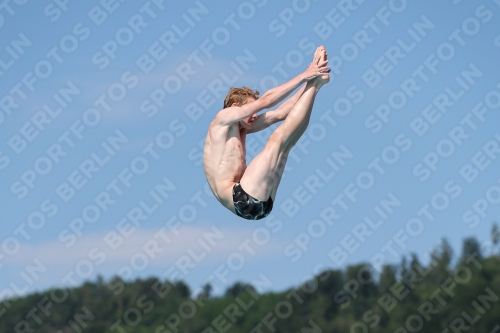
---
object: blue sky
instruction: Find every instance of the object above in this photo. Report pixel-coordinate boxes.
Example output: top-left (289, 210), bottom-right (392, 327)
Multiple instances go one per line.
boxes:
top-left (1, 0), bottom-right (500, 299)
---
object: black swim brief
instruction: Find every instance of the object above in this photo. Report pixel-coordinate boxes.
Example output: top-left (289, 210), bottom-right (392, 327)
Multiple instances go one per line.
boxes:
top-left (232, 182), bottom-right (273, 220)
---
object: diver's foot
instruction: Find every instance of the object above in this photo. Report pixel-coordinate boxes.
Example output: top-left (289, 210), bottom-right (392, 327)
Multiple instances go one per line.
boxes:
top-left (311, 45), bottom-right (326, 67)
top-left (319, 49), bottom-right (330, 81)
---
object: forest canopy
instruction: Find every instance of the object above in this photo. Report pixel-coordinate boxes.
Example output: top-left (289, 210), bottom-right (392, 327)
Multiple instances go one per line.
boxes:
top-left (1, 233), bottom-right (500, 333)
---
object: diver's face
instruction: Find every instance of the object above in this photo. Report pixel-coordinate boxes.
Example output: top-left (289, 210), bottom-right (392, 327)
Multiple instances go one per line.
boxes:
top-left (236, 97), bottom-right (256, 129)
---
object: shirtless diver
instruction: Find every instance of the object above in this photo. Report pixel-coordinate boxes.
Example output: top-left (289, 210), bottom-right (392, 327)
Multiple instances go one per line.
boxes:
top-left (203, 46), bottom-right (330, 220)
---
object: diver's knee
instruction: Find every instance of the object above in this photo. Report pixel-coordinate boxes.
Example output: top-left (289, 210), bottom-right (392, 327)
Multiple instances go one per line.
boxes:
top-left (267, 129), bottom-right (287, 149)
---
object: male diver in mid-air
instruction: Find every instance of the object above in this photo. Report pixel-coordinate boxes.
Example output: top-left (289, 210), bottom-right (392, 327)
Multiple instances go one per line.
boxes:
top-left (203, 46), bottom-right (330, 220)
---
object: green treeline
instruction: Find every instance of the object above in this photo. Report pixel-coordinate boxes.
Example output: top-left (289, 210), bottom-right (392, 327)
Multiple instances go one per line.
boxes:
top-left (1, 235), bottom-right (500, 333)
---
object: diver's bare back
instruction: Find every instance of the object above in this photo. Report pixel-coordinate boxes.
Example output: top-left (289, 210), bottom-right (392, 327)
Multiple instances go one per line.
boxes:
top-left (203, 118), bottom-right (246, 213)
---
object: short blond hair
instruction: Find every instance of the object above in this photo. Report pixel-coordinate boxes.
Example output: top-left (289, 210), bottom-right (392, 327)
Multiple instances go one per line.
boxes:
top-left (223, 87), bottom-right (259, 109)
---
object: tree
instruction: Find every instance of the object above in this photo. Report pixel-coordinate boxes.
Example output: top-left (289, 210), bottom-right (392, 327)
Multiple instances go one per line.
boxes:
top-left (317, 270), bottom-right (344, 320)
top-left (345, 264), bottom-right (376, 319)
top-left (492, 222), bottom-right (500, 255)
top-left (174, 281), bottom-right (191, 298)
top-left (440, 238), bottom-right (453, 267)
top-left (460, 237), bottom-right (483, 262)
top-left (317, 269), bottom-right (344, 296)
top-left (377, 264), bottom-right (397, 327)
top-left (198, 283), bottom-right (213, 299)
top-left (399, 256), bottom-right (410, 281)
top-left (225, 282), bottom-right (256, 298)
top-left (378, 264), bottom-right (397, 294)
